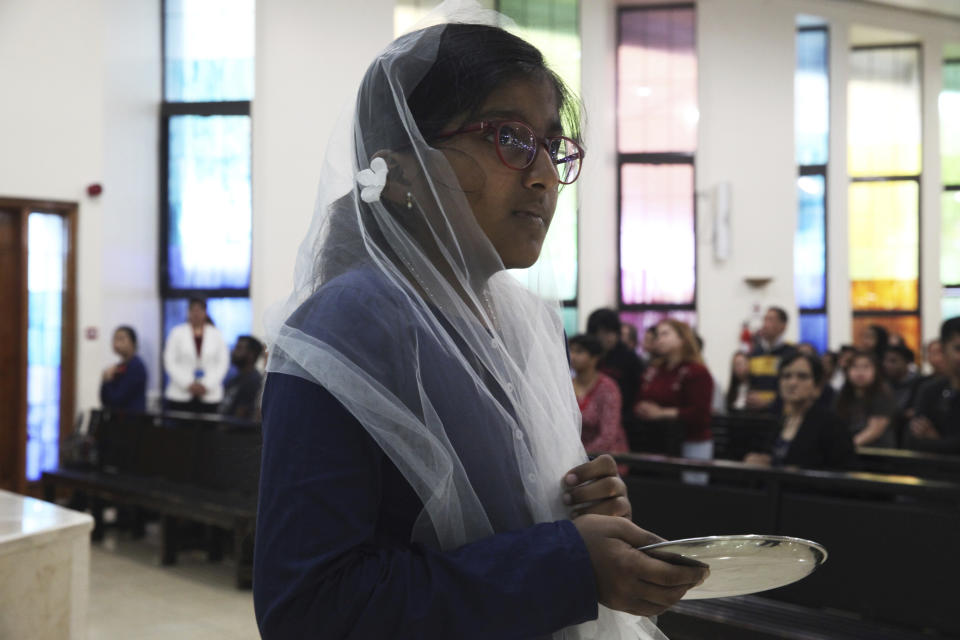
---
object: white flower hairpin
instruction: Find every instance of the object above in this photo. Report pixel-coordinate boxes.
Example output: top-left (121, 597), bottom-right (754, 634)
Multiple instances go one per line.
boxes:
top-left (356, 157), bottom-right (388, 203)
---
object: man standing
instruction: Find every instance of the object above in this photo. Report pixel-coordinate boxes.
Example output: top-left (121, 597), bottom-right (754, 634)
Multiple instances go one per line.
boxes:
top-left (747, 307), bottom-right (797, 412)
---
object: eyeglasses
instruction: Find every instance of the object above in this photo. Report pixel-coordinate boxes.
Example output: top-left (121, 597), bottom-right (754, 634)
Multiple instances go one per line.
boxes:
top-left (434, 120), bottom-right (584, 185)
top-left (780, 372), bottom-right (813, 381)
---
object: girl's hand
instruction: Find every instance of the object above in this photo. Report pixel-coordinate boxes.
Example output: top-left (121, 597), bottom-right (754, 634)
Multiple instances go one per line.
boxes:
top-left (563, 454), bottom-right (631, 519)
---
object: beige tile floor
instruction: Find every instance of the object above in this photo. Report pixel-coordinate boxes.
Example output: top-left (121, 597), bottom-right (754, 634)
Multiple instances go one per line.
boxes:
top-left (88, 526), bottom-right (259, 640)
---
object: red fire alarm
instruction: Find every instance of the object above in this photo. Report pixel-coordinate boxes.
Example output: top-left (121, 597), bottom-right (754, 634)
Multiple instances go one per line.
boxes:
top-left (85, 327), bottom-right (98, 340)
top-left (87, 183), bottom-right (103, 197)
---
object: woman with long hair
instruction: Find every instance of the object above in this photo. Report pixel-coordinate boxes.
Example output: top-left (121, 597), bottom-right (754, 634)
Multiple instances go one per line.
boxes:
top-left (835, 351), bottom-right (897, 447)
top-left (725, 351), bottom-right (750, 413)
top-left (635, 319), bottom-right (714, 468)
top-left (254, 7), bottom-right (704, 640)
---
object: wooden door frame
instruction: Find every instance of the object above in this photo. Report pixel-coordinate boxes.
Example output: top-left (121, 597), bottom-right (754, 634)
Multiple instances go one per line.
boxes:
top-left (0, 197), bottom-right (78, 494)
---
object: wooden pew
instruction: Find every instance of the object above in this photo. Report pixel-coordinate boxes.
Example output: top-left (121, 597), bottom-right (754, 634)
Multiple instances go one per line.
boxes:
top-left (855, 446), bottom-right (960, 483)
top-left (611, 451), bottom-right (960, 637)
top-left (43, 409), bottom-right (260, 588)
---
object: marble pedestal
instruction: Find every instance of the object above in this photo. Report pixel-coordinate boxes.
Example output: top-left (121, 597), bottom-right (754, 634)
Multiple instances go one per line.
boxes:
top-left (0, 489), bottom-right (94, 640)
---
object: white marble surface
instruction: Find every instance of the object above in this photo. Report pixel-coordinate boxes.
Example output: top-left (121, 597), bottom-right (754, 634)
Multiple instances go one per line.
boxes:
top-left (0, 490), bottom-right (94, 640)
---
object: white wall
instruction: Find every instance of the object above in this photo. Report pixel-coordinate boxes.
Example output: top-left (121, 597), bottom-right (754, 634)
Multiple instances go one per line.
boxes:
top-left (250, 0), bottom-right (396, 338)
top-left (0, 0), bottom-right (160, 415)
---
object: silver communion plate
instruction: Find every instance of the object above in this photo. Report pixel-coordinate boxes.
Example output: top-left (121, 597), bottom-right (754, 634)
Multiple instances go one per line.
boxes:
top-left (639, 535), bottom-right (828, 600)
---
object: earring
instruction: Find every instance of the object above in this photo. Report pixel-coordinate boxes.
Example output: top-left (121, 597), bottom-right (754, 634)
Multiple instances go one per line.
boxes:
top-left (406, 192), bottom-right (414, 210)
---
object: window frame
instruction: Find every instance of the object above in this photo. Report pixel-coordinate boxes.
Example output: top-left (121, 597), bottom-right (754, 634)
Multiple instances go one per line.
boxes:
top-left (943, 57), bottom-right (960, 295)
top-left (615, 4), bottom-right (698, 320)
top-left (158, 0), bottom-right (253, 326)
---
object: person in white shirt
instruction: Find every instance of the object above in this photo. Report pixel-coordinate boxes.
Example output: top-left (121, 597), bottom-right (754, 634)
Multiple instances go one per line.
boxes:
top-left (163, 297), bottom-right (229, 413)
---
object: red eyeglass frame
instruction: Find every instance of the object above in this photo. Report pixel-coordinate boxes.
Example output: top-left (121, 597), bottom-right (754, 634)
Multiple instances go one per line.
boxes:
top-left (433, 120), bottom-right (585, 184)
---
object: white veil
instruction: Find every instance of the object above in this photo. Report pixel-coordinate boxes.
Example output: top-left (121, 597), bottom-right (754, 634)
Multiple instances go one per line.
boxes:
top-left (265, 2), bottom-right (666, 638)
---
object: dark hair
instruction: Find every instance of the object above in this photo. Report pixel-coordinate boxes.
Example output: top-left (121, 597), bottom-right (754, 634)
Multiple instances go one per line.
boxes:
top-left (835, 351), bottom-right (888, 424)
top-left (187, 296), bottom-right (207, 309)
top-left (725, 351), bottom-right (750, 412)
top-left (569, 333), bottom-right (603, 357)
top-left (115, 325), bottom-right (137, 349)
top-left (694, 332), bottom-right (704, 351)
top-left (778, 352), bottom-right (824, 386)
top-left (237, 335), bottom-right (264, 361)
top-left (622, 323), bottom-right (638, 343)
top-left (941, 316), bottom-right (960, 344)
top-left (768, 306), bottom-right (788, 325)
top-left (839, 344), bottom-right (856, 356)
top-left (586, 308), bottom-right (620, 335)
top-left (885, 343), bottom-right (915, 364)
top-left (867, 324), bottom-right (889, 356)
top-left (360, 24), bottom-right (580, 159)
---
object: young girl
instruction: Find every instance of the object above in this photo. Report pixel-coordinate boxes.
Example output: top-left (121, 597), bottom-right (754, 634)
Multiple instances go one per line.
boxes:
top-left (835, 351), bottom-right (897, 448)
top-left (254, 11), bottom-right (704, 640)
top-left (569, 334), bottom-right (629, 460)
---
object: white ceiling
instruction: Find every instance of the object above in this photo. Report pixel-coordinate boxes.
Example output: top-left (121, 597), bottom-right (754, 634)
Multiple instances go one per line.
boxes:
top-left (850, 0), bottom-right (960, 21)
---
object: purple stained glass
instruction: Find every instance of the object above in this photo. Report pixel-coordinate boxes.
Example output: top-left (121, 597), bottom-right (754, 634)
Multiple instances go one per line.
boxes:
top-left (620, 164), bottom-right (695, 305)
top-left (618, 7), bottom-right (697, 154)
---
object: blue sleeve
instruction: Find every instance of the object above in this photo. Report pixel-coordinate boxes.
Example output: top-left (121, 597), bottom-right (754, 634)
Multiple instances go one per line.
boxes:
top-left (99, 357), bottom-right (147, 410)
top-left (254, 372), bottom-right (599, 640)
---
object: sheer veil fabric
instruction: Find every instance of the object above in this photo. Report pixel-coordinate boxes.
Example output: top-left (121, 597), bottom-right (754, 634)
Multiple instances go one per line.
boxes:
top-left (265, 2), bottom-right (666, 638)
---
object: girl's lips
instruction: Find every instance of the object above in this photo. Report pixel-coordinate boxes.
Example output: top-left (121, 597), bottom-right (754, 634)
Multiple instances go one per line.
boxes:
top-left (512, 210), bottom-right (546, 226)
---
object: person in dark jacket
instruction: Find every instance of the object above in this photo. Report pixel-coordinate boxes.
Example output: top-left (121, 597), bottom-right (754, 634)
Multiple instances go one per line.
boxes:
top-left (100, 325), bottom-right (147, 412)
top-left (744, 352), bottom-right (854, 470)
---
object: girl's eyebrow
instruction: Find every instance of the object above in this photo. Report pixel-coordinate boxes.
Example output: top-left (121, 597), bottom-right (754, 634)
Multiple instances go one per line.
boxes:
top-left (476, 108), bottom-right (564, 135)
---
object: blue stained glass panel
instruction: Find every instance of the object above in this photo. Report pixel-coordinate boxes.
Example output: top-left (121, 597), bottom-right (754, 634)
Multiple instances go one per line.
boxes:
top-left (796, 29), bottom-right (829, 166)
top-left (795, 175), bottom-right (826, 309)
top-left (798, 313), bottom-right (828, 355)
top-left (164, 0), bottom-right (255, 102)
top-left (168, 115), bottom-right (252, 289)
top-left (26, 213), bottom-right (66, 482)
top-left (943, 293), bottom-right (960, 322)
top-left (561, 306), bottom-right (578, 338)
top-left (163, 297), bottom-right (253, 359)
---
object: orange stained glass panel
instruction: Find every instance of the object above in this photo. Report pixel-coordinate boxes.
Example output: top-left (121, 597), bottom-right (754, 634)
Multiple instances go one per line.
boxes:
top-left (850, 280), bottom-right (918, 311)
top-left (849, 180), bottom-right (918, 310)
top-left (852, 315), bottom-right (921, 359)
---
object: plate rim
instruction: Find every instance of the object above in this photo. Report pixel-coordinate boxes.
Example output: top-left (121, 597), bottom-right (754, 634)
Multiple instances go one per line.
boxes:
top-left (639, 534), bottom-right (828, 564)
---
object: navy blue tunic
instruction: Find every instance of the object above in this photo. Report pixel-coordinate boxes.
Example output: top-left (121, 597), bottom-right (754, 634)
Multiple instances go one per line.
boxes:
top-left (253, 274), bottom-right (599, 639)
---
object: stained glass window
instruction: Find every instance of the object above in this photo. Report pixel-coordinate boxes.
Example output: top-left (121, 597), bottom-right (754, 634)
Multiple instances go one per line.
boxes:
top-left (795, 175), bottom-right (827, 309)
top-left (849, 180), bottom-right (919, 311)
top-left (943, 294), bottom-right (960, 322)
top-left (164, 0), bottom-right (255, 102)
top-left (796, 29), bottom-right (829, 166)
top-left (848, 47), bottom-right (921, 178)
top-left (162, 1), bottom-right (254, 371)
top-left (943, 191), bottom-right (960, 286)
top-left (26, 213), bottom-right (66, 482)
top-left (618, 7), bottom-right (697, 154)
top-left (167, 115), bottom-right (252, 289)
top-left (941, 61), bottom-right (960, 185)
top-left (501, 0), bottom-right (581, 304)
top-left (620, 164), bottom-right (695, 305)
top-left (799, 314), bottom-right (828, 354)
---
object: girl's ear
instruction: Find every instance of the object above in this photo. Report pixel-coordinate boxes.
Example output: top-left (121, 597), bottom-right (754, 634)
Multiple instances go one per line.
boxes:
top-left (372, 149), bottom-right (419, 206)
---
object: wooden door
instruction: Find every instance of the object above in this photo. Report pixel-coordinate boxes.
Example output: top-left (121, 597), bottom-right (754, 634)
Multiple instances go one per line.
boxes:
top-left (0, 208), bottom-right (26, 491)
top-left (0, 199), bottom-right (77, 494)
